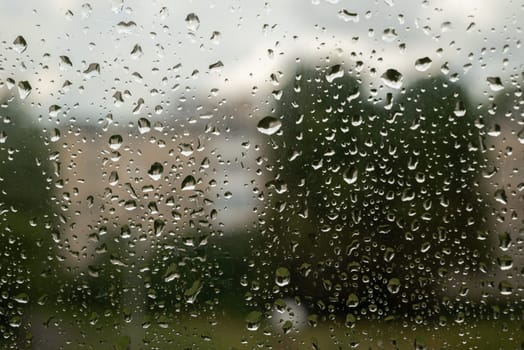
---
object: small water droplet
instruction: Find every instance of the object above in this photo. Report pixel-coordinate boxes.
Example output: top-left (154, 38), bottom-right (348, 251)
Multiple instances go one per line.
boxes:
top-left (516, 127), bottom-right (524, 144)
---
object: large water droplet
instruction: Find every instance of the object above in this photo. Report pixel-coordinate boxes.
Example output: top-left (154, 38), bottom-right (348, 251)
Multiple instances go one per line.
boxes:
top-left (181, 175), bottom-right (196, 190)
top-left (17, 81), bottom-right (32, 100)
top-left (137, 118), bottom-right (151, 134)
top-left (148, 162), bottom-right (164, 181)
top-left (109, 135), bottom-right (123, 150)
top-left (245, 311), bottom-right (263, 331)
top-left (486, 77), bottom-right (503, 91)
top-left (414, 57), bottom-right (432, 72)
top-left (257, 116), bottom-right (282, 135)
top-left (343, 165), bottom-right (358, 185)
top-left (13, 36), bottom-right (27, 53)
top-left (338, 9), bottom-right (359, 22)
top-left (381, 69), bottom-right (403, 89)
top-left (185, 13), bottom-right (200, 31)
top-left (275, 267), bottom-right (290, 287)
top-left (325, 64), bottom-right (344, 82)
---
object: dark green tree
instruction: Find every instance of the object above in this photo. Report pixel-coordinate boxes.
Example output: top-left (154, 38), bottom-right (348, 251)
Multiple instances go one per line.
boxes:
top-left (256, 64), bottom-right (490, 322)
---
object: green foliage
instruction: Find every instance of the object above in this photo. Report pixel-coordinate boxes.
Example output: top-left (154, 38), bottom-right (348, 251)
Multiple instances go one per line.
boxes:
top-left (262, 65), bottom-right (490, 317)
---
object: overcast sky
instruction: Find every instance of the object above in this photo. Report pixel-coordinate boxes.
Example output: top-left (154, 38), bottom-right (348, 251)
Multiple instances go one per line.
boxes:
top-left (0, 0), bottom-right (522, 121)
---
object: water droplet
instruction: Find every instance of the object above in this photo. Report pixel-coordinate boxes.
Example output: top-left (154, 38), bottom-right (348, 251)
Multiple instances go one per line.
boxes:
top-left (325, 64), bottom-right (344, 82)
top-left (148, 162), bottom-right (163, 181)
top-left (387, 278), bottom-right (401, 294)
top-left (163, 263), bottom-right (180, 282)
top-left (209, 61), bottom-right (224, 72)
top-left (185, 13), bottom-right (200, 31)
top-left (384, 247), bottom-right (395, 262)
top-left (343, 165), bottom-right (358, 185)
top-left (498, 232), bottom-right (512, 251)
top-left (494, 188), bottom-right (507, 205)
top-left (210, 31), bottom-right (221, 44)
top-left (338, 9), bottom-right (359, 22)
top-left (13, 36), bottom-right (27, 53)
top-left (517, 127), bottom-right (524, 144)
top-left (153, 219), bottom-right (165, 237)
top-left (497, 255), bottom-right (513, 271)
top-left (257, 116), bottom-right (282, 135)
top-left (181, 175), bottom-right (196, 190)
top-left (498, 280), bottom-right (513, 295)
top-left (116, 21), bottom-right (137, 33)
top-left (130, 44), bottom-right (143, 59)
top-left (414, 57), bottom-right (432, 72)
top-left (50, 128), bottom-right (60, 142)
top-left (83, 63), bottom-right (100, 78)
top-left (275, 267), bottom-right (290, 287)
top-left (453, 100), bottom-right (466, 116)
top-left (345, 293), bottom-right (359, 308)
top-left (124, 200), bottom-right (137, 211)
top-left (49, 105), bottom-right (62, 117)
top-left (381, 69), bottom-right (403, 89)
top-left (17, 81), bottom-right (32, 100)
top-left (59, 55), bottom-right (73, 69)
top-left (382, 28), bottom-right (398, 42)
top-left (486, 77), bottom-right (503, 91)
top-left (345, 313), bottom-right (356, 328)
top-left (184, 280), bottom-right (203, 304)
top-left (245, 311), bottom-right (262, 331)
top-left (109, 171), bottom-right (119, 186)
top-left (137, 118), bottom-right (151, 134)
top-left (108, 135), bottom-right (123, 150)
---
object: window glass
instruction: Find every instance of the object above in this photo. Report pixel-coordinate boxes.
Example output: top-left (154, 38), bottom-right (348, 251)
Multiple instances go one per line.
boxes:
top-left (0, 1), bottom-right (522, 349)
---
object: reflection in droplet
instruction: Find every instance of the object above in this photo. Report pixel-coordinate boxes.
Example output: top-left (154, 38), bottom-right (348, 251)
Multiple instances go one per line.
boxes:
top-left (381, 69), bottom-right (403, 89)
top-left (13, 35), bottom-right (27, 53)
top-left (257, 116), bottom-right (282, 135)
top-left (414, 57), bottom-right (432, 72)
top-left (148, 162), bottom-right (164, 181)
top-left (185, 13), bottom-right (200, 31)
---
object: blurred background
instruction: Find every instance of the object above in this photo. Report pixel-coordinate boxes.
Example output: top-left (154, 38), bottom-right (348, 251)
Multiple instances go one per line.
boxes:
top-left (0, 0), bottom-right (522, 349)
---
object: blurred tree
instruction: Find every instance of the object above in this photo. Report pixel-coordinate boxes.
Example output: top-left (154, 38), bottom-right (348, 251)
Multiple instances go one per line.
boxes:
top-left (0, 102), bottom-right (54, 347)
top-left (255, 64), bottom-right (490, 322)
